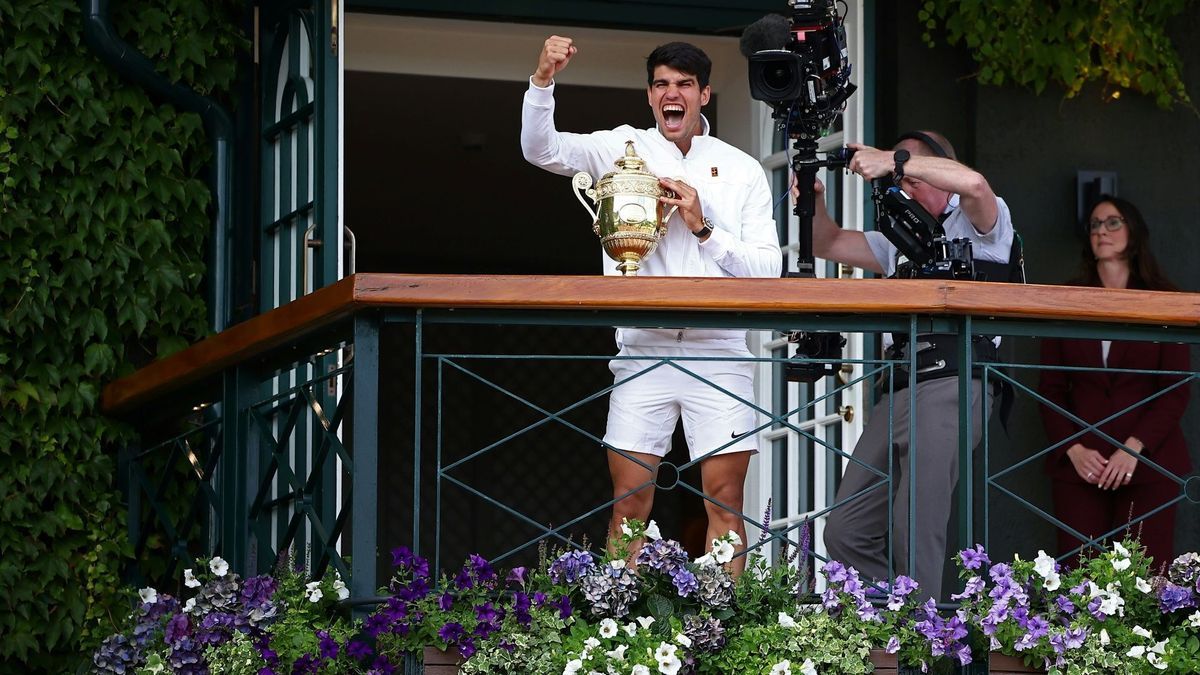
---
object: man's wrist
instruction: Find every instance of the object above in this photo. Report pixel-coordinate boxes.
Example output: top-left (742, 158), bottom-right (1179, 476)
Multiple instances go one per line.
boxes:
top-left (692, 217), bottom-right (714, 240)
top-left (531, 73), bottom-right (552, 88)
top-left (1126, 437), bottom-right (1145, 453)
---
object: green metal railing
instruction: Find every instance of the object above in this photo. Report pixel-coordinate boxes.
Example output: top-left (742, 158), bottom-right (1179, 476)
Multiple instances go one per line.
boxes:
top-left (119, 300), bottom-right (1200, 619)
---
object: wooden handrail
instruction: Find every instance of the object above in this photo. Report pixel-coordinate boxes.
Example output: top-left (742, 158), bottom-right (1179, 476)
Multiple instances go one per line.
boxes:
top-left (100, 273), bottom-right (1200, 415)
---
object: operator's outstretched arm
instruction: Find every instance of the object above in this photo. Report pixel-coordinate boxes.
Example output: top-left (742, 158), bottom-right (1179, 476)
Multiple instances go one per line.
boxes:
top-left (806, 179), bottom-right (884, 273)
top-left (847, 144), bottom-right (998, 233)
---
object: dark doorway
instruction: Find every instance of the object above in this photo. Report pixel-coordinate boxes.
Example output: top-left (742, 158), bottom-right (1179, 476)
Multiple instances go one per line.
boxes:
top-left (345, 71), bottom-right (716, 576)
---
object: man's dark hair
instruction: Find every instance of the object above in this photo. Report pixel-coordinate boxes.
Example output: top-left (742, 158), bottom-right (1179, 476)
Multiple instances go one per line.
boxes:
top-left (646, 42), bottom-right (712, 89)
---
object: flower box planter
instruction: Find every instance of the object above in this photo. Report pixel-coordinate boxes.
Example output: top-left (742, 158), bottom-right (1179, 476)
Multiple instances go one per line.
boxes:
top-left (986, 653), bottom-right (1045, 674)
top-left (417, 649), bottom-right (1044, 675)
top-left (421, 646), bottom-right (464, 674)
top-left (868, 650), bottom-right (1044, 674)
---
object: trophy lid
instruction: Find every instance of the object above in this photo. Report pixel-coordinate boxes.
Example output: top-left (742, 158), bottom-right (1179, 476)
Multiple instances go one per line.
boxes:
top-left (601, 140), bottom-right (655, 178)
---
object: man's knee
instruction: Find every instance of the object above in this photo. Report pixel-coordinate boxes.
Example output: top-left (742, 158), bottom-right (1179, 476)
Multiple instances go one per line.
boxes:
top-left (611, 484), bottom-right (654, 518)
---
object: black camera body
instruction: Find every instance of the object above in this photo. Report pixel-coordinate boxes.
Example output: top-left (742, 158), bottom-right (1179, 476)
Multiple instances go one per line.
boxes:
top-left (746, 1), bottom-right (855, 139)
top-left (875, 185), bottom-right (975, 280)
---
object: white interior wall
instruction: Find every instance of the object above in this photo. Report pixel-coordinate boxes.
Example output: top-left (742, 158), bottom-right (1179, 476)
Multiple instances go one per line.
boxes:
top-left (345, 14), bottom-right (756, 154)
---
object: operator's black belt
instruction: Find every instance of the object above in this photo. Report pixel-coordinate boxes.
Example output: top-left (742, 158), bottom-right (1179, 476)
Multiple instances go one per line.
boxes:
top-left (882, 333), bottom-right (1014, 429)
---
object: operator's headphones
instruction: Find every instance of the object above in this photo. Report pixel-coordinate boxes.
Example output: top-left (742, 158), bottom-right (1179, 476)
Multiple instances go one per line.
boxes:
top-left (895, 131), bottom-right (949, 159)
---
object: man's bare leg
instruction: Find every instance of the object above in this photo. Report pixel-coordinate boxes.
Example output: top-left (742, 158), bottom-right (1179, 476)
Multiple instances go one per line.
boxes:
top-left (606, 448), bottom-right (662, 556)
top-left (700, 451), bottom-right (751, 575)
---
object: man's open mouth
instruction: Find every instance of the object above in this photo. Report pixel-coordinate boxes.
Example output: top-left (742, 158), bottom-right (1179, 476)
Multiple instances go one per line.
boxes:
top-left (662, 104), bottom-right (685, 130)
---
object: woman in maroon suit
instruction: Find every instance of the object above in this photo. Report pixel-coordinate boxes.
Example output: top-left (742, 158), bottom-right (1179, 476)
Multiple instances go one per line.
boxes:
top-left (1038, 196), bottom-right (1191, 567)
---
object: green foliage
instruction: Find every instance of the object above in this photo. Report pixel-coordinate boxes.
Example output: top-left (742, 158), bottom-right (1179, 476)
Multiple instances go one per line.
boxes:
top-left (0, 0), bottom-right (242, 669)
top-left (920, 0), bottom-right (1194, 109)
top-left (700, 612), bottom-right (873, 675)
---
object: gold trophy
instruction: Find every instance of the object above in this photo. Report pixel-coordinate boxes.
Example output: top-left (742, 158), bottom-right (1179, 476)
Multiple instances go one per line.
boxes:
top-left (572, 141), bottom-right (678, 276)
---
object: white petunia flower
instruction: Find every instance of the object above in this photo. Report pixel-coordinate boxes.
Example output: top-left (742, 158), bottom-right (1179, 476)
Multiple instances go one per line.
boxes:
top-left (584, 637), bottom-right (601, 650)
top-left (712, 540), bottom-right (735, 565)
top-left (609, 559), bottom-right (627, 570)
top-left (1133, 626), bottom-right (1153, 638)
top-left (675, 633), bottom-right (692, 648)
top-left (563, 659), bottom-right (584, 675)
top-left (645, 520), bottom-right (662, 540)
top-left (1150, 640), bottom-right (1167, 655)
top-left (1113, 541), bottom-right (1130, 558)
top-left (209, 557), bottom-right (229, 577)
top-left (1099, 629), bottom-right (1110, 646)
top-left (605, 644), bottom-right (627, 661)
top-left (777, 611), bottom-right (796, 628)
top-left (620, 520), bottom-right (634, 537)
top-left (725, 530), bottom-right (743, 546)
top-left (1033, 551), bottom-right (1056, 578)
top-left (624, 622), bottom-right (639, 636)
top-left (305, 580), bottom-right (323, 603)
top-left (655, 642), bottom-right (677, 660)
top-left (1188, 611), bottom-right (1200, 628)
top-left (799, 659), bottom-right (818, 675)
top-left (1127, 646), bottom-right (1146, 658)
top-left (1136, 577), bottom-right (1153, 594)
top-left (657, 656), bottom-right (681, 675)
top-left (693, 552), bottom-right (716, 567)
top-left (599, 618), bottom-right (619, 639)
top-left (637, 616), bottom-right (656, 629)
top-left (138, 587), bottom-right (158, 605)
top-left (1043, 572), bottom-right (1061, 591)
top-left (1147, 653), bottom-right (1168, 670)
top-left (769, 661), bottom-right (792, 675)
top-left (183, 598), bottom-right (196, 614)
top-left (183, 569), bottom-right (201, 588)
top-left (630, 667), bottom-right (650, 675)
top-left (1112, 557), bottom-right (1131, 572)
top-left (331, 571), bottom-right (350, 598)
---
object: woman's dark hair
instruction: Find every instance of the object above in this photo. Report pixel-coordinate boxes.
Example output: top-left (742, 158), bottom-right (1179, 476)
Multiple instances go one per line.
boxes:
top-left (1073, 195), bottom-right (1178, 291)
top-left (646, 42), bottom-right (712, 89)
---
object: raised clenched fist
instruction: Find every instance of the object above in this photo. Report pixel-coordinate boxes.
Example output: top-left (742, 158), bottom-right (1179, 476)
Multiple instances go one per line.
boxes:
top-left (533, 35), bottom-right (577, 88)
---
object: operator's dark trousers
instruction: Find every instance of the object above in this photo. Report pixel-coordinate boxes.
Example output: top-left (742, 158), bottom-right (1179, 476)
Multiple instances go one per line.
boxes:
top-left (824, 377), bottom-right (992, 601)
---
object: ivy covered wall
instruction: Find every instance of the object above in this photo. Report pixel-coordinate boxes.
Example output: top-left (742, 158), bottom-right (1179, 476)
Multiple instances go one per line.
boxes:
top-left (0, 0), bottom-right (243, 669)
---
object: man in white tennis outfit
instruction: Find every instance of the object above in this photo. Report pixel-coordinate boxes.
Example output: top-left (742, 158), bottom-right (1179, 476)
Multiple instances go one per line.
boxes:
top-left (521, 36), bottom-right (782, 569)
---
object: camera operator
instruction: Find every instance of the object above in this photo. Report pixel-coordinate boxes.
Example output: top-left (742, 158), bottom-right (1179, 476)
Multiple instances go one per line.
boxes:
top-left (807, 130), bottom-right (1018, 600)
top-left (521, 36), bottom-right (782, 572)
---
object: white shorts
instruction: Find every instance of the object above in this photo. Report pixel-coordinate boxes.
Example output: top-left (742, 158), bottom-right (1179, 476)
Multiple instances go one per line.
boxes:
top-left (603, 345), bottom-right (759, 461)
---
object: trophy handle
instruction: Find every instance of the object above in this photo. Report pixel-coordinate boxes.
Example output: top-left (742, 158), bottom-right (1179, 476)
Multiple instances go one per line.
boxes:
top-left (572, 172), bottom-right (599, 224)
top-left (662, 182), bottom-right (682, 233)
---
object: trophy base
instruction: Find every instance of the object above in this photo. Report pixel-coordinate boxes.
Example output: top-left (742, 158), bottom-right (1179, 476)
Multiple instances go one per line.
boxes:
top-left (615, 258), bottom-right (642, 276)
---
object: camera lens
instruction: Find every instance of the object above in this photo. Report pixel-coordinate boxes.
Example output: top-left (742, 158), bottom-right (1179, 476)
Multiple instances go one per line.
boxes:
top-left (763, 65), bottom-right (793, 92)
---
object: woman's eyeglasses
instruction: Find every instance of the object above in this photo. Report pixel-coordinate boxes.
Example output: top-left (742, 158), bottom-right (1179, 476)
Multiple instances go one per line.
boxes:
top-left (1088, 215), bottom-right (1125, 232)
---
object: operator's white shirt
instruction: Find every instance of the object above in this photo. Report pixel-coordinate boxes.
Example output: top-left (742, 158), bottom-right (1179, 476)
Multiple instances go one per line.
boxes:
top-left (521, 79), bottom-right (782, 350)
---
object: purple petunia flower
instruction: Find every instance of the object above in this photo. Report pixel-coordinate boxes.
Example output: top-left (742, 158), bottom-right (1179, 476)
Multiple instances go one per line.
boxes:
top-left (468, 554), bottom-right (496, 584)
top-left (317, 630), bottom-right (339, 659)
top-left (959, 544), bottom-right (990, 570)
top-left (346, 640), bottom-right (374, 660)
top-left (458, 637), bottom-right (477, 659)
top-left (822, 560), bottom-right (849, 585)
top-left (370, 655), bottom-right (396, 674)
top-left (438, 622), bottom-right (465, 644)
top-left (1054, 594), bottom-right (1076, 616)
top-left (438, 592), bottom-right (454, 611)
top-left (552, 594), bottom-right (572, 619)
top-left (507, 567), bottom-right (528, 587)
top-left (390, 547), bottom-right (430, 580)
